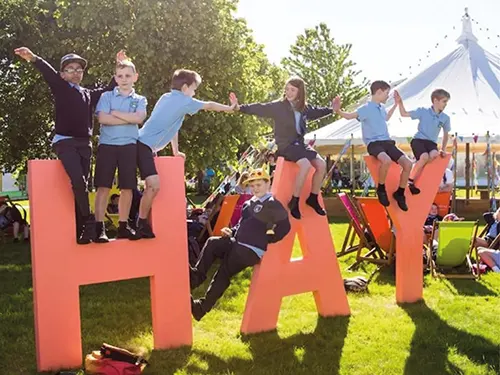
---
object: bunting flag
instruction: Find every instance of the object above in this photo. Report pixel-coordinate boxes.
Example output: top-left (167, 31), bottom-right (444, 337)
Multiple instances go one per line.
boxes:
top-left (472, 153), bottom-right (478, 191)
top-left (473, 134), bottom-right (479, 143)
top-left (406, 136), bottom-right (412, 144)
top-left (459, 136), bottom-right (464, 142)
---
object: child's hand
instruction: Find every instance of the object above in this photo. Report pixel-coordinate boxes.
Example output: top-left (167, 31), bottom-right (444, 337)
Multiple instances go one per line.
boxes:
top-left (221, 227), bottom-right (232, 237)
top-left (439, 150), bottom-right (446, 158)
top-left (229, 92), bottom-right (239, 107)
top-left (393, 90), bottom-right (401, 104)
top-left (116, 50), bottom-right (128, 63)
top-left (174, 151), bottom-right (186, 160)
top-left (332, 96), bottom-right (341, 112)
top-left (14, 47), bottom-right (36, 62)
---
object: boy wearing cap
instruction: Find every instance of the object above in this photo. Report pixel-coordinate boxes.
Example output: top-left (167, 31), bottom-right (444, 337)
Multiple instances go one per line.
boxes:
top-left (190, 168), bottom-right (291, 321)
top-left (94, 59), bottom-right (146, 242)
top-left (14, 47), bottom-right (124, 244)
top-left (135, 69), bottom-right (235, 238)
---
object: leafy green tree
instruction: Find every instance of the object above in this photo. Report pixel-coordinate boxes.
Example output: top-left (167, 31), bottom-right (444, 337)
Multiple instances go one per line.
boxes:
top-left (0, 0), bottom-right (285, 175)
top-left (282, 23), bottom-right (368, 130)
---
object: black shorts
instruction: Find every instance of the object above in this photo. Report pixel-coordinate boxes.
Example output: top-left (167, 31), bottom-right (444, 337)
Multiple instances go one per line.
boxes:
top-left (367, 140), bottom-right (404, 162)
top-left (279, 142), bottom-right (318, 163)
top-left (137, 141), bottom-right (158, 180)
top-left (94, 143), bottom-right (137, 189)
top-left (411, 138), bottom-right (438, 160)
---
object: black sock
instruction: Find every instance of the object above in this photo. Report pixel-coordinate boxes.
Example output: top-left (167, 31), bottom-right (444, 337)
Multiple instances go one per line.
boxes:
top-left (377, 183), bottom-right (386, 192)
top-left (396, 187), bottom-right (405, 195)
top-left (408, 178), bottom-right (415, 184)
top-left (308, 193), bottom-right (318, 202)
top-left (138, 217), bottom-right (148, 225)
top-left (119, 221), bottom-right (127, 229)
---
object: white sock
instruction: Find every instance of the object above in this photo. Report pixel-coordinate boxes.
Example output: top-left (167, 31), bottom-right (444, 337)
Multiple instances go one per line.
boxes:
top-left (492, 266), bottom-right (500, 273)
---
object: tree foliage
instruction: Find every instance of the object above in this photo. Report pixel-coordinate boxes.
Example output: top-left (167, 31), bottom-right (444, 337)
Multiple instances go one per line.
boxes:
top-left (282, 23), bottom-right (368, 130)
top-left (0, 0), bottom-right (285, 174)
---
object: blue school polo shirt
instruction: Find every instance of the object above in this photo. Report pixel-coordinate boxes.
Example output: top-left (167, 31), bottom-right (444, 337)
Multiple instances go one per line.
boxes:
top-left (410, 107), bottom-right (451, 143)
top-left (95, 87), bottom-right (147, 146)
top-left (356, 101), bottom-right (391, 145)
top-left (138, 90), bottom-right (205, 153)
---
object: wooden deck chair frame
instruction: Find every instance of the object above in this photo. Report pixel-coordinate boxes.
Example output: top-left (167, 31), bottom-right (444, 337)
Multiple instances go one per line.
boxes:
top-left (337, 193), bottom-right (394, 269)
top-left (197, 194), bottom-right (225, 242)
top-left (427, 220), bottom-right (480, 279)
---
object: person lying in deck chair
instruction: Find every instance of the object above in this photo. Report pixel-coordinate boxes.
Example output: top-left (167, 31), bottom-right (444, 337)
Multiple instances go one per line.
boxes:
top-left (477, 247), bottom-right (500, 273)
top-left (474, 208), bottom-right (500, 249)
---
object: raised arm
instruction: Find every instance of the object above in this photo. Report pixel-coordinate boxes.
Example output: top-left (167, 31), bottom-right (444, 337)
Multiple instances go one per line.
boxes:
top-left (15, 47), bottom-right (66, 91)
top-left (89, 50), bottom-right (128, 106)
top-left (394, 90), bottom-right (411, 117)
top-left (229, 92), bottom-right (276, 118)
top-left (305, 104), bottom-right (333, 121)
top-left (386, 103), bottom-right (398, 121)
top-left (333, 96), bottom-right (358, 120)
top-left (202, 102), bottom-right (235, 112)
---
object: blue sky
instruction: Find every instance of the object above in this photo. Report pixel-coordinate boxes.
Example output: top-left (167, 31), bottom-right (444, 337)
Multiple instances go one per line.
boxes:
top-left (236, 0), bottom-right (500, 83)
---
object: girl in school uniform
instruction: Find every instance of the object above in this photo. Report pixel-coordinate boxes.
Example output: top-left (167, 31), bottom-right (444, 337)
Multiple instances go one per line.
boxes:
top-left (230, 77), bottom-right (333, 219)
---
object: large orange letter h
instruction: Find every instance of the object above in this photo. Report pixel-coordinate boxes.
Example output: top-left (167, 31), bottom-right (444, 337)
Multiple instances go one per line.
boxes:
top-left (29, 158), bottom-right (191, 372)
top-left (241, 158), bottom-right (350, 334)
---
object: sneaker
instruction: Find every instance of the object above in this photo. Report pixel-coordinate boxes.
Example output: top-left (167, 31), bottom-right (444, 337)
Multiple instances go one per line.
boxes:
top-left (393, 192), bottom-right (408, 211)
top-left (305, 196), bottom-right (327, 216)
top-left (137, 220), bottom-right (156, 239)
top-left (117, 224), bottom-right (141, 241)
top-left (94, 222), bottom-right (109, 243)
top-left (408, 183), bottom-right (421, 195)
top-left (377, 189), bottom-right (390, 207)
top-left (191, 297), bottom-right (206, 321)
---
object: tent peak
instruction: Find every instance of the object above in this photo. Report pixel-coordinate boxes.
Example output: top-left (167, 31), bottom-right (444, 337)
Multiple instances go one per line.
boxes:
top-left (456, 7), bottom-right (478, 45)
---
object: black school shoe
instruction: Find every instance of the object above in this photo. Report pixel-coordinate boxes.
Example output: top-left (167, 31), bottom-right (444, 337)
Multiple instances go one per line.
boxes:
top-left (288, 198), bottom-right (301, 219)
top-left (408, 183), bottom-right (421, 195)
top-left (191, 297), bottom-right (206, 321)
top-left (117, 223), bottom-right (141, 241)
top-left (78, 217), bottom-right (97, 245)
top-left (137, 220), bottom-right (156, 239)
top-left (94, 221), bottom-right (109, 243)
top-left (393, 191), bottom-right (408, 211)
top-left (305, 195), bottom-right (327, 216)
top-left (377, 189), bottom-right (390, 207)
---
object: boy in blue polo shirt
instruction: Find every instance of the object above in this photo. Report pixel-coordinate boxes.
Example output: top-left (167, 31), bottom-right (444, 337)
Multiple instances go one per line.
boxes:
top-left (333, 81), bottom-right (412, 211)
top-left (395, 89), bottom-right (451, 194)
top-left (94, 60), bottom-right (147, 242)
top-left (136, 69), bottom-right (236, 238)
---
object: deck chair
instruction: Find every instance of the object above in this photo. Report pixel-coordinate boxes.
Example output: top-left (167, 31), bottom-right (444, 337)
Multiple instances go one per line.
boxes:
top-left (428, 221), bottom-right (480, 279)
top-left (338, 193), bottom-right (394, 269)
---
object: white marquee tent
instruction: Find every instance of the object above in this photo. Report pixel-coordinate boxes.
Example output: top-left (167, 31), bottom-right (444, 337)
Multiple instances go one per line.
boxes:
top-left (306, 10), bottom-right (500, 155)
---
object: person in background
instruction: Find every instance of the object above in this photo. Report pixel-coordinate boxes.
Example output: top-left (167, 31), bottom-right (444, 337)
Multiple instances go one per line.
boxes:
top-left (107, 194), bottom-right (120, 214)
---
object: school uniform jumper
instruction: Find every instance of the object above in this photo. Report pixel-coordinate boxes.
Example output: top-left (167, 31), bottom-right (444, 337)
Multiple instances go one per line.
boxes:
top-left (33, 57), bottom-right (116, 228)
top-left (239, 100), bottom-right (332, 162)
top-left (190, 193), bottom-right (291, 318)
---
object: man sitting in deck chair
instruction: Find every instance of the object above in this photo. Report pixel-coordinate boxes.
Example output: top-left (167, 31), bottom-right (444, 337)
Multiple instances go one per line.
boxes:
top-left (477, 247), bottom-right (500, 273)
top-left (474, 208), bottom-right (500, 249)
top-left (0, 201), bottom-right (29, 243)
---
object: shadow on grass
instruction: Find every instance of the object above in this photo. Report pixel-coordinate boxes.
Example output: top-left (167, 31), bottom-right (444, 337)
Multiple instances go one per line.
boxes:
top-left (447, 278), bottom-right (499, 297)
top-left (151, 315), bottom-right (349, 375)
top-left (401, 301), bottom-right (499, 375)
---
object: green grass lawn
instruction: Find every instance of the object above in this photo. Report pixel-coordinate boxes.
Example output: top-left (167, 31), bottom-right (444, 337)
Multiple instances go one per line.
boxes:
top-left (1, 222), bottom-right (499, 375)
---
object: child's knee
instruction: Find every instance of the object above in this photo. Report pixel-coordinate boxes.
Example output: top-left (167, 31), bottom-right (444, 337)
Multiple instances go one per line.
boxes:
top-left (297, 159), bottom-right (312, 171)
top-left (400, 157), bottom-right (412, 171)
top-left (379, 154), bottom-right (392, 166)
top-left (419, 153), bottom-right (430, 163)
top-left (429, 151), bottom-right (439, 160)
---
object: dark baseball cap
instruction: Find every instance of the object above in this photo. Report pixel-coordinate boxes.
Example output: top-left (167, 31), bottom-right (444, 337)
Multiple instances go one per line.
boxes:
top-left (60, 53), bottom-right (87, 71)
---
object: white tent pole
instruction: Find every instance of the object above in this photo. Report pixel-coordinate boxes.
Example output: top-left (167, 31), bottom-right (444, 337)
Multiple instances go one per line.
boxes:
top-left (350, 134), bottom-right (355, 195)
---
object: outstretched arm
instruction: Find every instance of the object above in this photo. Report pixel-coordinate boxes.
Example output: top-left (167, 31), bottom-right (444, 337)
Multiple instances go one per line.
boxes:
top-left (15, 47), bottom-right (66, 91)
top-left (229, 92), bottom-right (276, 118)
top-left (333, 96), bottom-right (358, 120)
top-left (202, 102), bottom-right (236, 112)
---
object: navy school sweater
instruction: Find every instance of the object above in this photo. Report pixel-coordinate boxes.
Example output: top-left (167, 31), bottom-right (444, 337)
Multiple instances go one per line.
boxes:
top-left (239, 99), bottom-right (332, 150)
top-left (232, 195), bottom-right (291, 252)
top-left (34, 57), bottom-right (116, 138)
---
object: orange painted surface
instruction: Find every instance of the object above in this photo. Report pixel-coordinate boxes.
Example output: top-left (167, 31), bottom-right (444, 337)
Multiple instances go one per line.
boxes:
top-left (434, 191), bottom-right (452, 217)
top-left (241, 158), bottom-right (350, 334)
top-left (28, 157), bottom-right (191, 372)
top-left (364, 154), bottom-right (451, 303)
top-left (357, 197), bottom-right (393, 252)
top-left (212, 194), bottom-right (240, 236)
